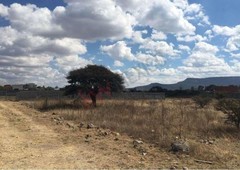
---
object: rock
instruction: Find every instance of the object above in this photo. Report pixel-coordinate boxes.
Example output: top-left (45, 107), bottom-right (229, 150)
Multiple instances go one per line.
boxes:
top-left (78, 122), bottom-right (84, 128)
top-left (114, 138), bottom-right (119, 141)
top-left (85, 134), bottom-right (91, 139)
top-left (66, 122), bottom-right (75, 129)
top-left (113, 132), bottom-right (120, 136)
top-left (208, 140), bottom-right (214, 144)
top-left (87, 123), bottom-right (95, 129)
top-left (52, 112), bottom-right (56, 115)
top-left (133, 140), bottom-right (144, 146)
top-left (171, 140), bottom-right (190, 153)
top-left (183, 167), bottom-right (188, 170)
top-left (84, 139), bottom-right (90, 143)
top-left (170, 166), bottom-right (177, 170)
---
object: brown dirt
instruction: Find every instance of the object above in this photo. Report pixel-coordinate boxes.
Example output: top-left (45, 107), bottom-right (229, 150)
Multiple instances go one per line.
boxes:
top-left (0, 100), bottom-right (239, 168)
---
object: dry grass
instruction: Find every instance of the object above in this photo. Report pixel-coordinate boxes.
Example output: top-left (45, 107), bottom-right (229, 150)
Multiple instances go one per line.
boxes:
top-left (31, 98), bottom-right (235, 142)
top-left (24, 97), bottom-right (240, 165)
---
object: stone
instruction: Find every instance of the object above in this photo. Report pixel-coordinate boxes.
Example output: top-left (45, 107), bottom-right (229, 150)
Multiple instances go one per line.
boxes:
top-left (183, 167), bottom-right (188, 170)
top-left (85, 134), bottom-right (91, 139)
top-left (114, 132), bottom-right (120, 136)
top-left (208, 140), bottom-right (214, 144)
top-left (87, 123), bottom-right (95, 129)
top-left (171, 140), bottom-right (190, 153)
top-left (79, 122), bottom-right (84, 128)
top-left (133, 140), bottom-right (144, 146)
top-left (66, 122), bottom-right (75, 129)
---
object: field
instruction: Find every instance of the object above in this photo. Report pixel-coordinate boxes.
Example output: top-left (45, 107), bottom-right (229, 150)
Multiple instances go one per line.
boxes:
top-left (0, 97), bottom-right (240, 168)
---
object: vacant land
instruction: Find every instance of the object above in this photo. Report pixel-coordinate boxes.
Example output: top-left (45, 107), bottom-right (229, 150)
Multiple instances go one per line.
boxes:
top-left (0, 99), bottom-right (240, 168)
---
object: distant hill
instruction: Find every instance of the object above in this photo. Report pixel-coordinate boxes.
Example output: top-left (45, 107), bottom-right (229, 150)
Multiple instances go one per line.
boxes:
top-left (133, 76), bottom-right (240, 91)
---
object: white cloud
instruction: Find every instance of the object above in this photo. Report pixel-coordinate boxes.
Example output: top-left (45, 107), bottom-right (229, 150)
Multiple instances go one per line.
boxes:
top-left (179, 42), bottom-right (231, 76)
top-left (193, 42), bottom-right (219, 54)
top-left (100, 41), bottom-right (135, 61)
top-left (140, 40), bottom-right (178, 56)
top-left (55, 55), bottom-right (93, 73)
top-left (7, 3), bottom-right (61, 37)
top-left (172, 0), bottom-right (189, 10)
top-left (0, 3), bottom-right (8, 17)
top-left (114, 60), bottom-right (124, 67)
top-left (132, 31), bottom-right (146, 43)
top-left (178, 44), bottom-right (191, 53)
top-left (135, 53), bottom-right (165, 65)
top-left (139, 0), bottom-right (195, 34)
top-left (184, 3), bottom-right (210, 26)
top-left (116, 0), bottom-right (195, 34)
top-left (212, 25), bottom-right (238, 36)
top-left (3, 2), bottom-right (135, 41)
top-left (176, 34), bottom-right (207, 42)
top-left (151, 30), bottom-right (167, 40)
top-left (226, 35), bottom-right (240, 51)
top-left (54, 0), bottom-right (135, 40)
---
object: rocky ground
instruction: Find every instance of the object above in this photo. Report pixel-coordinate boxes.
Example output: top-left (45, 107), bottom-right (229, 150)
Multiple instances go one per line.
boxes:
top-left (0, 101), bottom-right (239, 169)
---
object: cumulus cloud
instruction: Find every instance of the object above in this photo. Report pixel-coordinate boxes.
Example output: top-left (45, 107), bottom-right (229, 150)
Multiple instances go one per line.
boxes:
top-left (135, 53), bottom-right (165, 65)
top-left (151, 30), bottom-right (167, 40)
top-left (212, 25), bottom-right (240, 52)
top-left (54, 0), bottom-right (135, 40)
top-left (114, 60), bottom-right (124, 67)
top-left (100, 41), bottom-right (135, 61)
top-left (179, 42), bottom-right (231, 76)
top-left (140, 40), bottom-right (178, 56)
top-left (7, 3), bottom-right (62, 37)
top-left (176, 34), bottom-right (207, 42)
top-left (178, 44), bottom-right (191, 53)
top-left (3, 1), bottom-right (135, 41)
top-left (0, 4), bottom-right (8, 16)
top-left (139, 0), bottom-right (195, 34)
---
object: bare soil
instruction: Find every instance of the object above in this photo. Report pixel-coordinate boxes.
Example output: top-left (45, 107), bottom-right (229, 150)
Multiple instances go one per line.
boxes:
top-left (0, 101), bottom-right (239, 169)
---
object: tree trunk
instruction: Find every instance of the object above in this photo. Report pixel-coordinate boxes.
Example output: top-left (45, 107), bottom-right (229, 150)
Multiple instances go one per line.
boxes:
top-left (90, 93), bottom-right (97, 107)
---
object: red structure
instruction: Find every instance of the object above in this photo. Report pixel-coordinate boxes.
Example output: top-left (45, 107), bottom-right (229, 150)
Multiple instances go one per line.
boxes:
top-left (214, 86), bottom-right (239, 93)
top-left (3, 85), bottom-right (12, 91)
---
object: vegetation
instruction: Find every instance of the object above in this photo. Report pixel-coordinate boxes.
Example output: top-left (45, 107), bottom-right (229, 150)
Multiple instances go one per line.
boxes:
top-left (193, 95), bottom-right (212, 108)
top-left (217, 99), bottom-right (240, 129)
top-left (65, 65), bottom-right (124, 107)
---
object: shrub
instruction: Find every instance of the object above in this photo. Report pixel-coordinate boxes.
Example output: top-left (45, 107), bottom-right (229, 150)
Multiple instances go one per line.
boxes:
top-left (193, 95), bottom-right (212, 108)
top-left (217, 99), bottom-right (240, 129)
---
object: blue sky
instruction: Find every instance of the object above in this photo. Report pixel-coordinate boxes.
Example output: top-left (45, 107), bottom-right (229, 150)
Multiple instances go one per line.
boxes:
top-left (0, 0), bottom-right (240, 87)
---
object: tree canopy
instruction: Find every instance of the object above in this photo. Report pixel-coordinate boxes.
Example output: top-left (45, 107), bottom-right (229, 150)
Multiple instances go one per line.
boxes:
top-left (65, 65), bottom-right (124, 106)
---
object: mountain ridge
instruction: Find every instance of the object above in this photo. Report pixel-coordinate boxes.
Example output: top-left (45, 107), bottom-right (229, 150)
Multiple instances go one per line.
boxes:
top-left (133, 76), bottom-right (240, 91)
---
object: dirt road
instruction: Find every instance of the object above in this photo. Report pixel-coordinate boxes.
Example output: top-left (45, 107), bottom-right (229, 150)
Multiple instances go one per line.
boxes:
top-left (0, 101), bottom-right (147, 168)
top-left (1, 101), bottom-right (175, 169)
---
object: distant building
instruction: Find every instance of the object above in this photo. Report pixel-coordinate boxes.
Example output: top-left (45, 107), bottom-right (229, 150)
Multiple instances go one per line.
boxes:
top-left (23, 83), bottom-right (37, 90)
top-left (12, 84), bottom-right (25, 91)
top-left (12, 83), bottom-right (37, 91)
top-left (214, 86), bottom-right (239, 93)
top-left (3, 85), bottom-right (12, 91)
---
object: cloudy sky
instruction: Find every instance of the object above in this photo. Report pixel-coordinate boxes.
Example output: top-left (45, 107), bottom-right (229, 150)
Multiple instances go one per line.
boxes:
top-left (0, 0), bottom-right (240, 87)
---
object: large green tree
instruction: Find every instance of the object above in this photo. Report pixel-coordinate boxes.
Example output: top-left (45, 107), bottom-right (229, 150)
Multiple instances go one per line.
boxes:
top-left (65, 65), bottom-right (124, 107)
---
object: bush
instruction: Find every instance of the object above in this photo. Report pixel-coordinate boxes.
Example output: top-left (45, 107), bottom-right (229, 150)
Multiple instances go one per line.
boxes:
top-left (193, 95), bottom-right (212, 108)
top-left (217, 99), bottom-right (240, 129)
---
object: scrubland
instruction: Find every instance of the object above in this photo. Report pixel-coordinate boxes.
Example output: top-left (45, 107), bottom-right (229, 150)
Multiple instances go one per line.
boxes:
top-left (29, 97), bottom-right (240, 167)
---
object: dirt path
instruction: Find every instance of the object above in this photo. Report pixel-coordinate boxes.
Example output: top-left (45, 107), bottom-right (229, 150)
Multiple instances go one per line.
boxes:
top-left (0, 101), bottom-right (137, 168)
top-left (1, 101), bottom-right (171, 169)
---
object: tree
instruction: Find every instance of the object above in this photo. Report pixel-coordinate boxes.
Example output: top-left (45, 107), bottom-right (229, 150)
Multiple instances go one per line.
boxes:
top-left (65, 65), bottom-right (124, 107)
top-left (193, 94), bottom-right (212, 108)
top-left (217, 99), bottom-right (240, 129)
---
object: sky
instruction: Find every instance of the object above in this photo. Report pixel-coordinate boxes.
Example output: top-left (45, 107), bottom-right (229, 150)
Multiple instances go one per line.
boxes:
top-left (0, 0), bottom-right (240, 88)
